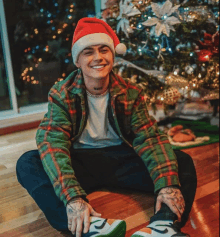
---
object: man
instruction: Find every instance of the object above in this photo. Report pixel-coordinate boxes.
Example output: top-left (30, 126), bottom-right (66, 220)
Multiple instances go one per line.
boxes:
top-left (16, 17), bottom-right (197, 237)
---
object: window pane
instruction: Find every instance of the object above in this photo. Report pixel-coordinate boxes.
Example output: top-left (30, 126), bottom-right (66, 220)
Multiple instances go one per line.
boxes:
top-left (3, 0), bottom-right (95, 107)
top-left (0, 33), bottom-right (11, 111)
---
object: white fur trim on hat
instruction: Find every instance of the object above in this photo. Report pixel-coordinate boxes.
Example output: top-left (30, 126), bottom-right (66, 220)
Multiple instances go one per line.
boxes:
top-left (72, 33), bottom-right (114, 64)
top-left (115, 43), bottom-right (127, 55)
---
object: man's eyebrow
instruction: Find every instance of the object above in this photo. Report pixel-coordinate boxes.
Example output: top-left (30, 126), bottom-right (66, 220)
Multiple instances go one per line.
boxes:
top-left (83, 47), bottom-right (93, 51)
top-left (99, 45), bottom-right (109, 49)
top-left (83, 45), bottom-right (109, 51)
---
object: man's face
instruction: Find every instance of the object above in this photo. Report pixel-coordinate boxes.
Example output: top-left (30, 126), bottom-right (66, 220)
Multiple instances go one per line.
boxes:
top-left (75, 44), bottom-right (114, 83)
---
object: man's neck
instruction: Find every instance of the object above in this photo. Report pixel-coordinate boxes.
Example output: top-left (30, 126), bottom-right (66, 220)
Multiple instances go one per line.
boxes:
top-left (84, 77), bottom-right (109, 95)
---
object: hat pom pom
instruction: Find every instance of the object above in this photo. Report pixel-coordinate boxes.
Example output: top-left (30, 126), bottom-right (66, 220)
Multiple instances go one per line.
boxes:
top-left (115, 43), bottom-right (127, 55)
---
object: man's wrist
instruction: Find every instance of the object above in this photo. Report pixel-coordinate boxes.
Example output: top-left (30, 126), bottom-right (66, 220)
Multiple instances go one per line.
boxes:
top-left (157, 185), bottom-right (180, 195)
top-left (66, 196), bottom-right (89, 206)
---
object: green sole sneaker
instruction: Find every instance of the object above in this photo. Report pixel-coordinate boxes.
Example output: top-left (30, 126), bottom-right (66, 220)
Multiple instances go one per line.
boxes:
top-left (84, 217), bottom-right (126, 237)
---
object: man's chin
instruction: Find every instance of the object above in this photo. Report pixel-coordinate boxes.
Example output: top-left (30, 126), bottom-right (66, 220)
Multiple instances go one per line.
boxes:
top-left (93, 73), bottom-right (110, 80)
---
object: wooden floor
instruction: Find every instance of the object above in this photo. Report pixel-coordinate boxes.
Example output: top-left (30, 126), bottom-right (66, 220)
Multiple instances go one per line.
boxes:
top-left (0, 128), bottom-right (219, 237)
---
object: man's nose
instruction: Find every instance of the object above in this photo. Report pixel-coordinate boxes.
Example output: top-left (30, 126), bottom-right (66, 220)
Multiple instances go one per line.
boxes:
top-left (93, 51), bottom-right (103, 61)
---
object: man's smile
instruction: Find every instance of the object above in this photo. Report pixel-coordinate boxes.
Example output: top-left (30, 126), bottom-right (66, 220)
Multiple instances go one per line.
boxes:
top-left (91, 65), bottom-right (106, 69)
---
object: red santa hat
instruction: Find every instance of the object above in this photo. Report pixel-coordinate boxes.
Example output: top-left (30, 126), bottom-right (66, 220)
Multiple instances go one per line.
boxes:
top-left (71, 17), bottom-right (126, 64)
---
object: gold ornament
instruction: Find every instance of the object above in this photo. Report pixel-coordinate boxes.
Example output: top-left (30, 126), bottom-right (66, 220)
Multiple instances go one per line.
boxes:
top-left (202, 91), bottom-right (219, 100)
top-left (162, 87), bottom-right (181, 105)
top-left (165, 73), bottom-right (188, 88)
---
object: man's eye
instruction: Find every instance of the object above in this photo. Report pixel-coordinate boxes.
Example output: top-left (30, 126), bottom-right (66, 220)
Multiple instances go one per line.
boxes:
top-left (101, 48), bottom-right (108, 53)
top-left (84, 51), bottom-right (92, 55)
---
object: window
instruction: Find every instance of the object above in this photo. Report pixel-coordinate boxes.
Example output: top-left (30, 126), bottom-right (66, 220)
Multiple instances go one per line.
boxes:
top-left (2, 0), bottom-right (95, 108)
top-left (0, 33), bottom-right (11, 111)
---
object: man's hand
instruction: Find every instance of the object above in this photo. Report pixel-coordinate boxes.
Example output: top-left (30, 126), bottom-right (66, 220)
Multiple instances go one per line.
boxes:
top-left (66, 197), bottom-right (101, 237)
top-left (155, 187), bottom-right (185, 222)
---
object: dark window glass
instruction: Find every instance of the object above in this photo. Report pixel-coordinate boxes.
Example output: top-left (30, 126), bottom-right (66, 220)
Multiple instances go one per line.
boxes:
top-left (3, 0), bottom-right (95, 107)
top-left (0, 33), bottom-right (11, 111)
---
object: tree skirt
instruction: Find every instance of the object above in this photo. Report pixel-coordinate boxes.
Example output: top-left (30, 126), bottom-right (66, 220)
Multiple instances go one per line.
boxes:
top-left (169, 120), bottom-right (219, 150)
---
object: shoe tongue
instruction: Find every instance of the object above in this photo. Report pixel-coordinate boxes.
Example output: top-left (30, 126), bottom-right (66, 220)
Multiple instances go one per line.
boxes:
top-left (90, 216), bottom-right (103, 222)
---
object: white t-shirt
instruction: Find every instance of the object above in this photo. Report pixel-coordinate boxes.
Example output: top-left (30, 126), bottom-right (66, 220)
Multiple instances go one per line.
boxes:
top-left (73, 90), bottom-right (123, 149)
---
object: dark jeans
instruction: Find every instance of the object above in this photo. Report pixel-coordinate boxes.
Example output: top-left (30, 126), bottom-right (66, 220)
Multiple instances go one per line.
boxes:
top-left (16, 144), bottom-right (197, 231)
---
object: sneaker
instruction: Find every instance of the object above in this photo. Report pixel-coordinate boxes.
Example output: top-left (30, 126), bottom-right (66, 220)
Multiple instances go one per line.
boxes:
top-left (131, 220), bottom-right (190, 237)
top-left (82, 216), bottom-right (126, 237)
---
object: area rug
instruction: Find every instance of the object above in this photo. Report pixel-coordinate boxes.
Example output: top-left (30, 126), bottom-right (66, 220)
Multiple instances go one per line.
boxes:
top-left (169, 120), bottom-right (219, 150)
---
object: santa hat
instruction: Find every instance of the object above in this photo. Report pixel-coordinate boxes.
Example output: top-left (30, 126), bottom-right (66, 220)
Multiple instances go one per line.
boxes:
top-left (71, 17), bottom-right (126, 64)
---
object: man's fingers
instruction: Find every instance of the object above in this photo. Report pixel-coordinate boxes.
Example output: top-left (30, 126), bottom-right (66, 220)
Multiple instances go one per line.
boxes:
top-left (76, 219), bottom-right (83, 237)
top-left (155, 198), bottom-right (162, 214)
top-left (83, 214), bottom-right (90, 234)
top-left (179, 204), bottom-right (185, 214)
top-left (169, 202), bottom-right (181, 221)
top-left (68, 217), bottom-right (73, 231)
top-left (90, 208), bottom-right (102, 217)
top-left (70, 218), bottom-right (77, 235)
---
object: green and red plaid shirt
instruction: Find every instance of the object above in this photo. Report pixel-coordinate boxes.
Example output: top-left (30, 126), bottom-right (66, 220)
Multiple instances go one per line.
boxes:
top-left (36, 70), bottom-right (180, 206)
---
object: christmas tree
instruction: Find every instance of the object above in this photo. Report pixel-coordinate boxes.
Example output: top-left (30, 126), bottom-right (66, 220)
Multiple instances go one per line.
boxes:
top-left (102, 0), bottom-right (219, 115)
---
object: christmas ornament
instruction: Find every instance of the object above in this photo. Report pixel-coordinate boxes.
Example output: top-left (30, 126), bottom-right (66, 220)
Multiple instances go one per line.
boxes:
top-left (165, 73), bottom-right (188, 88)
top-left (117, 0), bottom-right (141, 37)
top-left (190, 90), bottom-right (201, 99)
top-left (181, 6), bottom-right (215, 23)
top-left (185, 65), bottom-right (194, 74)
top-left (196, 49), bottom-right (213, 62)
top-left (202, 91), bottom-right (219, 100)
top-left (159, 87), bottom-right (181, 105)
top-left (142, 0), bottom-right (181, 37)
top-left (105, 0), bottom-right (120, 8)
top-left (197, 31), bottom-right (219, 55)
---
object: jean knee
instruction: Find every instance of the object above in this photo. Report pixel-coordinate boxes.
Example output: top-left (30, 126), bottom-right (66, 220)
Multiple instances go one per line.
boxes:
top-left (174, 150), bottom-right (197, 181)
top-left (16, 150), bottom-right (40, 183)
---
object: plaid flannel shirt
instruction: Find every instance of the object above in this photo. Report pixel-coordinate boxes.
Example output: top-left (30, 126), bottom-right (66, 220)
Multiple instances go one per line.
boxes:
top-left (36, 69), bottom-right (180, 206)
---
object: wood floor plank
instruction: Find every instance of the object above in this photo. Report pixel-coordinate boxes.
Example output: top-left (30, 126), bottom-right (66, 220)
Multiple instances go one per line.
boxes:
top-left (195, 179), bottom-right (219, 200)
top-left (0, 165), bottom-right (7, 171)
top-left (0, 210), bottom-right (43, 234)
top-left (181, 191), bottom-right (219, 237)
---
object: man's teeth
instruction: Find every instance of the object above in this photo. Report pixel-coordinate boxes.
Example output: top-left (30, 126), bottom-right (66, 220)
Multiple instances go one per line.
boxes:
top-left (92, 65), bottom-right (105, 69)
